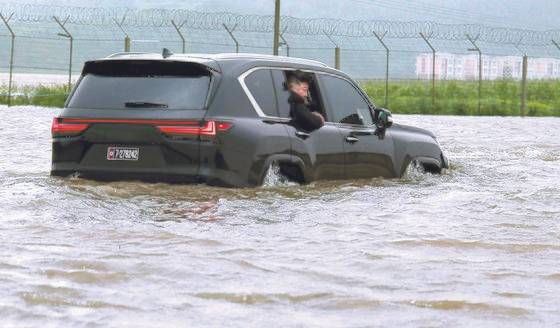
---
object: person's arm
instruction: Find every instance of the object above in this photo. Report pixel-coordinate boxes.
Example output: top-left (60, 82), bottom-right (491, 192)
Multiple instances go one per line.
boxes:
top-left (292, 102), bottom-right (324, 130)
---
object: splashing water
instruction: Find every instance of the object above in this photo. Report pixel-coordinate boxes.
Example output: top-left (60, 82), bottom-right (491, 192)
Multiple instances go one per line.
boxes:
top-left (402, 159), bottom-right (426, 180)
top-left (261, 161), bottom-right (299, 188)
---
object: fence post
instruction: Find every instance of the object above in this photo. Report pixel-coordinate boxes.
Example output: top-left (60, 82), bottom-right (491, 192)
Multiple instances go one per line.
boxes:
top-left (114, 16), bottom-right (130, 52)
top-left (0, 12), bottom-right (15, 107)
top-left (171, 20), bottom-right (186, 53)
top-left (324, 32), bottom-right (340, 70)
top-left (420, 32), bottom-right (436, 108)
top-left (53, 16), bottom-right (73, 91)
top-left (273, 0), bottom-right (281, 55)
top-left (335, 47), bottom-right (341, 70)
top-left (223, 24), bottom-right (239, 53)
top-left (279, 26), bottom-right (290, 57)
top-left (124, 36), bottom-right (131, 52)
top-left (520, 55), bottom-right (528, 117)
top-left (513, 40), bottom-right (528, 117)
top-left (373, 31), bottom-right (389, 107)
top-left (466, 34), bottom-right (482, 116)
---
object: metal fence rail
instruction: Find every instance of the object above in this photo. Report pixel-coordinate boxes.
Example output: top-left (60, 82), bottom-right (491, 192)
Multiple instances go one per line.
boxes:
top-left (1, 4), bottom-right (560, 115)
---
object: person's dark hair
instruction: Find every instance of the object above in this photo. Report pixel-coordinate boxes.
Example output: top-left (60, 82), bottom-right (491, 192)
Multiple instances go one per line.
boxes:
top-left (287, 70), bottom-right (312, 86)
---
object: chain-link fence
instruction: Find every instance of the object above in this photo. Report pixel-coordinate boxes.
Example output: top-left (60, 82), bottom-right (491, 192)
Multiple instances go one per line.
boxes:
top-left (1, 4), bottom-right (560, 115)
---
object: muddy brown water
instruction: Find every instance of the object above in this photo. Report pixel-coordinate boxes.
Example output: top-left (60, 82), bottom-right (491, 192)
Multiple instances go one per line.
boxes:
top-left (1, 106), bottom-right (559, 327)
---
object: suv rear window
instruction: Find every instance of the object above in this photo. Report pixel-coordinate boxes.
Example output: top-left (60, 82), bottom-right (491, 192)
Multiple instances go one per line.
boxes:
top-left (68, 61), bottom-right (212, 110)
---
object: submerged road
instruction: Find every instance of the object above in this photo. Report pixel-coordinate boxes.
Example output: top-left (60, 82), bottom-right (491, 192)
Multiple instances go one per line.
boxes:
top-left (0, 106), bottom-right (559, 327)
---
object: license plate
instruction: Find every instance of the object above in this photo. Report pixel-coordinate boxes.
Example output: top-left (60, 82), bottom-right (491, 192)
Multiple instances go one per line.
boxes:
top-left (107, 147), bottom-right (140, 161)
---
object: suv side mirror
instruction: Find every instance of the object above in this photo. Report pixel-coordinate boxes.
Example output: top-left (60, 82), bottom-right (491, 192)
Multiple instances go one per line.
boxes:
top-left (374, 108), bottom-right (393, 129)
top-left (373, 108), bottom-right (392, 139)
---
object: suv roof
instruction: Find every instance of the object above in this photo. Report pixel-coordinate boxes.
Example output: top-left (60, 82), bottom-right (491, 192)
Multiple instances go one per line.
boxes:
top-left (105, 52), bottom-right (329, 69)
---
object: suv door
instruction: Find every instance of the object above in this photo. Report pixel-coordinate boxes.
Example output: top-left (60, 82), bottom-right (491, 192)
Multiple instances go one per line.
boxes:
top-left (317, 74), bottom-right (396, 179)
top-left (271, 69), bottom-right (346, 181)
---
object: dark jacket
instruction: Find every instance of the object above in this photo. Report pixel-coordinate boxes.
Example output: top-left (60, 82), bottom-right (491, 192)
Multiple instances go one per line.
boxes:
top-left (288, 92), bottom-right (324, 131)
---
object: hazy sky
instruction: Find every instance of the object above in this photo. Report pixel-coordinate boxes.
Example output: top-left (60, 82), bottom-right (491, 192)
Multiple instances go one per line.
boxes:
top-left (4, 0), bottom-right (559, 30)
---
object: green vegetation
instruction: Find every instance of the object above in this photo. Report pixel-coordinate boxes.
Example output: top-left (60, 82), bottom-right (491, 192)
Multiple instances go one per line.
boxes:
top-left (361, 79), bottom-right (560, 116)
top-left (1, 80), bottom-right (560, 116)
top-left (0, 84), bottom-right (68, 108)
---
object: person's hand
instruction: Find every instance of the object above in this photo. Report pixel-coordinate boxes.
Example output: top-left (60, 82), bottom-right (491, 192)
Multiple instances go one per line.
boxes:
top-left (311, 112), bottom-right (325, 124)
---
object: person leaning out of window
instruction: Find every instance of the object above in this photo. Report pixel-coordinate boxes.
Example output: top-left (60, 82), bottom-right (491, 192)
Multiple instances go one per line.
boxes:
top-left (287, 72), bottom-right (325, 131)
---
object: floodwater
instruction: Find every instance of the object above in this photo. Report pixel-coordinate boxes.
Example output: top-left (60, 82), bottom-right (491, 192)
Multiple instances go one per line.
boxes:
top-left (1, 105), bottom-right (559, 327)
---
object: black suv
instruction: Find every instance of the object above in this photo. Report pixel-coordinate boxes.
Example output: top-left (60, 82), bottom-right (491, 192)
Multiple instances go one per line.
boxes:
top-left (51, 51), bottom-right (448, 187)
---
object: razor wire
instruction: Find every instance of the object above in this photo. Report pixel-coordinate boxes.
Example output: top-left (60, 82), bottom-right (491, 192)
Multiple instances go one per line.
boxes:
top-left (1, 3), bottom-right (560, 46)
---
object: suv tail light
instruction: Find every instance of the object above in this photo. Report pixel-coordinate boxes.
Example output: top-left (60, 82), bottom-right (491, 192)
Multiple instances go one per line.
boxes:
top-left (51, 117), bottom-right (231, 138)
top-left (156, 121), bottom-right (232, 137)
top-left (51, 117), bottom-right (89, 137)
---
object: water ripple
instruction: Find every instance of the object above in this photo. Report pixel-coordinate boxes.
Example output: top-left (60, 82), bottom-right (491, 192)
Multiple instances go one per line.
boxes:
top-left (1, 107), bottom-right (559, 326)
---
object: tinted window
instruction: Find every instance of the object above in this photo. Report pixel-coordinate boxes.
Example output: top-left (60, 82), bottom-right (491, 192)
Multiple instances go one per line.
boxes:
top-left (68, 74), bottom-right (211, 110)
top-left (245, 70), bottom-right (277, 117)
top-left (319, 75), bottom-right (373, 125)
top-left (272, 70), bottom-right (291, 118)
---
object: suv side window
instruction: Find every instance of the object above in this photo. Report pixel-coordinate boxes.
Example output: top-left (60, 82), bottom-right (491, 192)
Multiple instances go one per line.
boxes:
top-left (244, 69), bottom-right (278, 117)
top-left (319, 74), bottom-right (373, 126)
top-left (271, 70), bottom-right (292, 118)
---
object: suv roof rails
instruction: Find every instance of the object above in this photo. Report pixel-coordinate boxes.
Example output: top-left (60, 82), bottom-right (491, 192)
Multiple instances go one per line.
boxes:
top-left (210, 53), bottom-right (329, 67)
top-left (106, 52), bottom-right (151, 58)
top-left (104, 51), bottom-right (329, 69)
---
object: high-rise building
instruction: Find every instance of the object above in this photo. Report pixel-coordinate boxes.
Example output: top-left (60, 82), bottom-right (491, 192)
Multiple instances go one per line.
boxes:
top-left (416, 53), bottom-right (560, 80)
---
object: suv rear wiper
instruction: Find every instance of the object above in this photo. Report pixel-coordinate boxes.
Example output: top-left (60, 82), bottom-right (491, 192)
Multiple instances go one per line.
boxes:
top-left (125, 102), bottom-right (168, 108)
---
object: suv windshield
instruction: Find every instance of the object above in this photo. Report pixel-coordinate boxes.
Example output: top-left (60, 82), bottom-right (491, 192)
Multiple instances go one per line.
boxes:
top-left (67, 61), bottom-right (212, 110)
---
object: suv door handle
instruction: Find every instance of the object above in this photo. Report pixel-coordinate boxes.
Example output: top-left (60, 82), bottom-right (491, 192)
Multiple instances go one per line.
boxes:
top-left (295, 131), bottom-right (310, 139)
top-left (263, 118), bottom-right (290, 125)
top-left (345, 136), bottom-right (359, 143)
top-left (352, 130), bottom-right (375, 136)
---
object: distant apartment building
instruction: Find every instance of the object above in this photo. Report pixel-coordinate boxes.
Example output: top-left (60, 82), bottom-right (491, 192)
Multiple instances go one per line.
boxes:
top-left (416, 53), bottom-right (560, 80)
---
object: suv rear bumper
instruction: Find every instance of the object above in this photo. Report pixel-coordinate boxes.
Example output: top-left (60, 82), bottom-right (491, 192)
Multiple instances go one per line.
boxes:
top-left (51, 170), bottom-right (200, 184)
top-left (51, 158), bottom-right (257, 187)
top-left (51, 163), bottom-right (200, 184)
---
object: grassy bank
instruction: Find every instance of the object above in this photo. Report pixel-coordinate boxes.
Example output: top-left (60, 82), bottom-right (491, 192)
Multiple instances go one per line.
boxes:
top-left (362, 79), bottom-right (560, 116)
top-left (0, 85), bottom-right (68, 108)
top-left (1, 80), bottom-right (560, 116)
